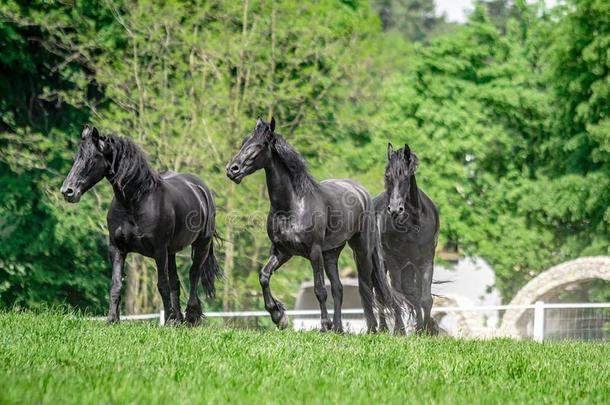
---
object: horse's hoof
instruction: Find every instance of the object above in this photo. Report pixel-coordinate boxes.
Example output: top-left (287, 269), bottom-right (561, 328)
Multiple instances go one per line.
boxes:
top-left (276, 311), bottom-right (289, 330)
top-left (332, 325), bottom-right (344, 334)
top-left (165, 318), bottom-right (182, 326)
top-left (165, 312), bottom-right (184, 326)
top-left (185, 306), bottom-right (203, 326)
top-left (185, 315), bottom-right (202, 327)
top-left (426, 320), bottom-right (440, 336)
top-left (106, 317), bottom-right (119, 325)
top-left (320, 319), bottom-right (332, 332)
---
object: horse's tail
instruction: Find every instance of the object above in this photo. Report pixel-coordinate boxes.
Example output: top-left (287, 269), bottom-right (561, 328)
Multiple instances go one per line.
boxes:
top-left (370, 216), bottom-right (414, 323)
top-left (200, 233), bottom-right (223, 298)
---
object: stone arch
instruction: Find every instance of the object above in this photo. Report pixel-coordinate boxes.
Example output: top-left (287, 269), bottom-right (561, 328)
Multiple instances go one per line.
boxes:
top-left (500, 256), bottom-right (610, 338)
top-left (433, 294), bottom-right (485, 338)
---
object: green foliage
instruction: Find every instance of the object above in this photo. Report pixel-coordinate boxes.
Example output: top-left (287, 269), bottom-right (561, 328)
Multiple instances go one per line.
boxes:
top-left (0, 0), bottom-right (608, 312)
top-left (0, 0), bottom-right (120, 311)
top-left (373, 0), bottom-right (451, 42)
top-left (355, 2), bottom-right (609, 300)
top-left (1, 312), bottom-right (609, 404)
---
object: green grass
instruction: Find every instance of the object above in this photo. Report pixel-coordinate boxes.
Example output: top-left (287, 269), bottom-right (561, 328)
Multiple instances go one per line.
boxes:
top-left (0, 312), bottom-right (608, 404)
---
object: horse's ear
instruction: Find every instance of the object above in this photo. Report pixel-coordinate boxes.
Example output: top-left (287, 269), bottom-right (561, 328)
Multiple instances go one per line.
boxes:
top-left (387, 142), bottom-right (394, 160)
top-left (82, 124), bottom-right (91, 139)
top-left (404, 144), bottom-right (411, 159)
top-left (256, 117), bottom-right (264, 128)
top-left (269, 116), bottom-right (276, 133)
top-left (91, 127), bottom-right (110, 153)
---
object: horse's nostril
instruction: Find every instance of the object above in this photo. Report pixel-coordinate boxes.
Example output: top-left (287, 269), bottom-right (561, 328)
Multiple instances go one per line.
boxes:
top-left (398, 206), bottom-right (404, 212)
top-left (64, 187), bottom-right (74, 196)
top-left (230, 164), bottom-right (240, 173)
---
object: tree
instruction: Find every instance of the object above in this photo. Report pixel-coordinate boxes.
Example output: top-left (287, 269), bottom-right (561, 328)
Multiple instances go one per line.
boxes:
top-left (0, 0), bottom-right (120, 311)
top-left (88, 0), bottom-right (385, 312)
top-left (372, 0), bottom-right (448, 42)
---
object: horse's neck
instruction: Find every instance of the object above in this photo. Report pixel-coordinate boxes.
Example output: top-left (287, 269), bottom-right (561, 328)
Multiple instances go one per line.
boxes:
top-left (110, 181), bottom-right (140, 208)
top-left (407, 175), bottom-right (421, 213)
top-left (264, 154), bottom-right (299, 212)
top-left (108, 155), bottom-right (158, 208)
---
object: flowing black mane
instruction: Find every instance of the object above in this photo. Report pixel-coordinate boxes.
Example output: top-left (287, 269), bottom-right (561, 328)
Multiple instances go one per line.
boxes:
top-left (106, 134), bottom-right (160, 201)
top-left (271, 134), bottom-right (317, 194)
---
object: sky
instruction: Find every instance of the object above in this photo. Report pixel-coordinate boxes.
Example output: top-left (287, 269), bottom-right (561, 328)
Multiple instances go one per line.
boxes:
top-left (435, 0), bottom-right (561, 23)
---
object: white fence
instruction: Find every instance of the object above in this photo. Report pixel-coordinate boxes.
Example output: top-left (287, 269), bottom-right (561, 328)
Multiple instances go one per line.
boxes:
top-left (101, 302), bottom-right (610, 342)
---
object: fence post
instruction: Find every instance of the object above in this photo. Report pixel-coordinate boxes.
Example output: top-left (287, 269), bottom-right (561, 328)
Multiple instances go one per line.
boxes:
top-left (159, 309), bottom-right (165, 326)
top-left (533, 301), bottom-right (545, 342)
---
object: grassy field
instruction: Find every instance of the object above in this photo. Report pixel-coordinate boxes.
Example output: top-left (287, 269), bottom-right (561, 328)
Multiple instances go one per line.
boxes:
top-left (0, 312), bottom-right (608, 404)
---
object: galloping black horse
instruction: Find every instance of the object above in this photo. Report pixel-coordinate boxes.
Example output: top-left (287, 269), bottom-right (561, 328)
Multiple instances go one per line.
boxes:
top-left (61, 125), bottom-right (221, 324)
top-left (374, 143), bottom-right (440, 334)
top-left (226, 117), bottom-right (401, 332)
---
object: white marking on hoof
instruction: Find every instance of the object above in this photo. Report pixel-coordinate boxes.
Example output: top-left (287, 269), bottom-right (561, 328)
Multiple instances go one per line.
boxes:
top-left (277, 312), bottom-right (289, 329)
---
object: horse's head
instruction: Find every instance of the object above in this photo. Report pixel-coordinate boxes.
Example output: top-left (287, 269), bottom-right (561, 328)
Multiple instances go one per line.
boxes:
top-left (384, 142), bottom-right (418, 218)
top-left (226, 117), bottom-right (276, 183)
top-left (60, 125), bottom-right (112, 203)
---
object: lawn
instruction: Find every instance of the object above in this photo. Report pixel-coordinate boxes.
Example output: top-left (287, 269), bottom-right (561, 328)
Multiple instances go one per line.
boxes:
top-left (0, 312), bottom-right (608, 404)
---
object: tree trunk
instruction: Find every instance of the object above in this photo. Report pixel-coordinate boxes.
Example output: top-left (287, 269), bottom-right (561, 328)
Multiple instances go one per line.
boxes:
top-left (125, 256), bottom-right (139, 314)
top-left (223, 184), bottom-right (235, 312)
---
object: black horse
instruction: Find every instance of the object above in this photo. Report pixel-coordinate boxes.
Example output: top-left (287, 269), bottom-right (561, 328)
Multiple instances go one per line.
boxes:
top-left (226, 117), bottom-right (401, 333)
top-left (374, 143), bottom-right (439, 334)
top-left (61, 125), bottom-right (221, 325)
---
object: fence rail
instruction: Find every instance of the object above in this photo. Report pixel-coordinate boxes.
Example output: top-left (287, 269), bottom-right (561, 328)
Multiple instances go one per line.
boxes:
top-left (92, 301), bottom-right (610, 342)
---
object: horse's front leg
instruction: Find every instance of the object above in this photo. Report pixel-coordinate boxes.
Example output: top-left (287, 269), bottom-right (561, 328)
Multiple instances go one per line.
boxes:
top-left (421, 260), bottom-right (438, 335)
top-left (167, 253), bottom-right (184, 324)
top-left (154, 249), bottom-right (173, 325)
top-left (311, 244), bottom-right (331, 332)
top-left (390, 269), bottom-right (406, 335)
top-left (106, 244), bottom-right (125, 323)
top-left (323, 245), bottom-right (345, 333)
top-left (411, 265), bottom-right (425, 333)
top-left (259, 246), bottom-right (291, 329)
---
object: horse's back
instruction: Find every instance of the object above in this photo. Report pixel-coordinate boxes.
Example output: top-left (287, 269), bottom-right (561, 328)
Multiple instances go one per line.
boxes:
top-left (373, 191), bottom-right (387, 212)
top-left (162, 172), bottom-right (212, 199)
top-left (319, 178), bottom-right (373, 212)
top-left (161, 172), bottom-right (216, 240)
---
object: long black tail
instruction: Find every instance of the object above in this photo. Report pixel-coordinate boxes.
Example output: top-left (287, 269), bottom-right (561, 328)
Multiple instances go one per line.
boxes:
top-left (370, 220), bottom-right (414, 322)
top-left (201, 234), bottom-right (223, 298)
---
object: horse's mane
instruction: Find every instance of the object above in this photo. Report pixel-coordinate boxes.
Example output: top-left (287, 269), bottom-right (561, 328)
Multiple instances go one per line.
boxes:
top-left (106, 134), bottom-right (160, 201)
top-left (386, 150), bottom-right (419, 181)
top-left (271, 134), bottom-right (317, 195)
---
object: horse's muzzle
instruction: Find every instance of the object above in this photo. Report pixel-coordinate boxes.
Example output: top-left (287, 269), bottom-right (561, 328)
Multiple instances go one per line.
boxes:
top-left (60, 184), bottom-right (81, 203)
top-left (226, 163), bottom-right (244, 183)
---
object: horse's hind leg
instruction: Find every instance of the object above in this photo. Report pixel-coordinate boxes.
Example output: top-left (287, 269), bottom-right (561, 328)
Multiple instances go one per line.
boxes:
top-left (323, 245), bottom-right (344, 333)
top-left (167, 253), bottom-right (184, 325)
top-left (185, 236), bottom-right (210, 325)
top-left (421, 260), bottom-right (438, 335)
